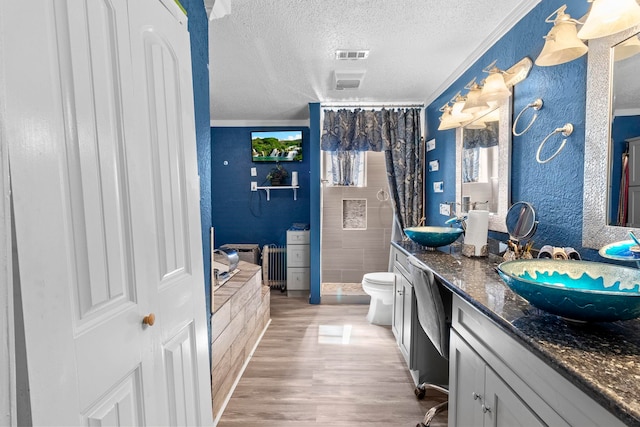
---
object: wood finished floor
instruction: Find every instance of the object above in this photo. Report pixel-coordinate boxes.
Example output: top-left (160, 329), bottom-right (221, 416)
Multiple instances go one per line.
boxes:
top-left (217, 293), bottom-right (447, 426)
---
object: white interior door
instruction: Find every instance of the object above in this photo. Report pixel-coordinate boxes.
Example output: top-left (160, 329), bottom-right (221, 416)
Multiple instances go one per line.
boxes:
top-left (2, 1), bottom-right (212, 425)
top-left (128, 0), bottom-right (213, 424)
top-left (0, 91), bottom-right (15, 426)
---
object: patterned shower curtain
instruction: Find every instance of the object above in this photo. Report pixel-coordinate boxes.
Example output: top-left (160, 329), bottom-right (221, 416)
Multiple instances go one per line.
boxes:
top-left (321, 108), bottom-right (424, 232)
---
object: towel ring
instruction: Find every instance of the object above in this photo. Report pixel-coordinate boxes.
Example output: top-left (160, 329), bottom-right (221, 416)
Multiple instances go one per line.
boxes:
top-left (536, 123), bottom-right (573, 164)
top-left (512, 98), bottom-right (543, 136)
top-left (377, 188), bottom-right (389, 201)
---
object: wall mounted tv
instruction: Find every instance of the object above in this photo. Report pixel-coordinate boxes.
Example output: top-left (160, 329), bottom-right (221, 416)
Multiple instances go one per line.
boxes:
top-left (251, 130), bottom-right (303, 162)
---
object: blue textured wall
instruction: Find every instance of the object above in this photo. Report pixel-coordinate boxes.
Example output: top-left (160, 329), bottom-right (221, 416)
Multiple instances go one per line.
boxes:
top-left (211, 127), bottom-right (311, 248)
top-left (182, 0), bottom-right (213, 353)
top-left (425, 0), bottom-right (602, 259)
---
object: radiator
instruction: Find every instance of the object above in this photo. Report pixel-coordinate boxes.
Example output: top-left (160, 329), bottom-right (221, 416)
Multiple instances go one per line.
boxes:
top-left (262, 244), bottom-right (287, 290)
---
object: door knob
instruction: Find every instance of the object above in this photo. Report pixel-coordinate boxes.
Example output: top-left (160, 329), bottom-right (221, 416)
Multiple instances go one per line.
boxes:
top-left (143, 313), bottom-right (156, 326)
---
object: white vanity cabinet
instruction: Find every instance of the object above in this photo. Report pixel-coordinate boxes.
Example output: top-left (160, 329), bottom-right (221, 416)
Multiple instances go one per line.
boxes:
top-left (390, 246), bottom-right (449, 386)
top-left (286, 230), bottom-right (310, 296)
top-left (450, 294), bottom-right (625, 427)
top-left (450, 330), bottom-right (546, 426)
top-left (392, 250), bottom-right (413, 366)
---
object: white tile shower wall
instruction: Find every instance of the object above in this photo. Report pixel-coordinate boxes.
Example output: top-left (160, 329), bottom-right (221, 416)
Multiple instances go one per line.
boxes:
top-left (321, 152), bottom-right (394, 283)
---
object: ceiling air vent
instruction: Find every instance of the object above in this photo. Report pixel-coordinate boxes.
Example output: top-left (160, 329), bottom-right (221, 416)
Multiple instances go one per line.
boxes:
top-left (335, 50), bottom-right (370, 60)
top-left (334, 71), bottom-right (366, 90)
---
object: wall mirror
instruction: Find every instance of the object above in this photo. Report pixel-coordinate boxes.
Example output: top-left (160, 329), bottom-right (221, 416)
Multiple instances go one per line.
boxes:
top-left (584, 25), bottom-right (640, 248)
top-left (609, 33), bottom-right (640, 227)
top-left (456, 99), bottom-right (511, 233)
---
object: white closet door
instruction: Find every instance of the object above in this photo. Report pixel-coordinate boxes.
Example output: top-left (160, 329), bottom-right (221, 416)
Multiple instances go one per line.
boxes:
top-left (128, 0), bottom-right (213, 425)
top-left (3, 0), bottom-right (212, 425)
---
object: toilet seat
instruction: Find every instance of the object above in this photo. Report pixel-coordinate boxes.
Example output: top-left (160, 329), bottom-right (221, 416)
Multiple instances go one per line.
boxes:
top-left (362, 272), bottom-right (394, 286)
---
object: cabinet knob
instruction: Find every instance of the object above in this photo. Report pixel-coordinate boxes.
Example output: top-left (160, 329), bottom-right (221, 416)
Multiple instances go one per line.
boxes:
top-left (143, 313), bottom-right (156, 326)
top-left (397, 290), bottom-right (403, 295)
top-left (472, 392), bottom-right (481, 400)
top-left (482, 404), bottom-right (491, 413)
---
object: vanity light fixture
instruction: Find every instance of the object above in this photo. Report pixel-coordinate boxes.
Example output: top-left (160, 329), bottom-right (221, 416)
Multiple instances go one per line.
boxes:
top-left (461, 78), bottom-right (491, 115)
top-left (476, 107), bottom-right (501, 124)
top-left (449, 93), bottom-right (473, 123)
top-left (466, 105), bottom-right (500, 130)
top-left (464, 120), bottom-right (487, 130)
top-left (478, 61), bottom-right (511, 103)
top-left (436, 58), bottom-right (532, 131)
top-left (437, 104), bottom-right (462, 131)
top-left (577, 0), bottom-right (640, 40)
top-left (614, 34), bottom-right (640, 61)
top-left (503, 57), bottom-right (533, 87)
top-left (536, 5), bottom-right (588, 66)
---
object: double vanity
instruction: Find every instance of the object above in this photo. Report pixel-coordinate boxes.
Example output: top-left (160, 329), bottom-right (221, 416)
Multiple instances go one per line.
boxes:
top-left (391, 241), bottom-right (640, 426)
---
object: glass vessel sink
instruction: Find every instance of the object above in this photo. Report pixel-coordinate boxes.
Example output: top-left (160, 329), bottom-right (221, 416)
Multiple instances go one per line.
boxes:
top-left (599, 240), bottom-right (640, 262)
top-left (404, 226), bottom-right (464, 248)
top-left (497, 259), bottom-right (640, 322)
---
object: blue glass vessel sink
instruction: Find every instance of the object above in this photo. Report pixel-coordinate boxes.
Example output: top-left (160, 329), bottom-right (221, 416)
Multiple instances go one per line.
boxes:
top-left (497, 259), bottom-right (640, 322)
top-left (599, 240), bottom-right (640, 262)
top-left (404, 226), bottom-right (463, 248)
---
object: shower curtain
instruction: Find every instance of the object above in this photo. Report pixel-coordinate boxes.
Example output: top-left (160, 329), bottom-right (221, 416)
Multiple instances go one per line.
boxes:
top-left (321, 107), bottom-right (424, 233)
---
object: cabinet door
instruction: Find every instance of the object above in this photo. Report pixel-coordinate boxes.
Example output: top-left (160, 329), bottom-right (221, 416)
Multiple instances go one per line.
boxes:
top-left (392, 265), bottom-right (411, 366)
top-left (287, 267), bottom-right (309, 290)
top-left (449, 331), bottom-right (485, 427)
top-left (288, 244), bottom-right (310, 267)
top-left (392, 267), bottom-right (403, 341)
top-left (287, 230), bottom-right (310, 244)
top-left (401, 279), bottom-right (413, 361)
top-left (484, 367), bottom-right (545, 427)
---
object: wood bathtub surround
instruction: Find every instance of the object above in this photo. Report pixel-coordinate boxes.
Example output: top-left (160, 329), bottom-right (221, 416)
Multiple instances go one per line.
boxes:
top-left (211, 261), bottom-right (270, 420)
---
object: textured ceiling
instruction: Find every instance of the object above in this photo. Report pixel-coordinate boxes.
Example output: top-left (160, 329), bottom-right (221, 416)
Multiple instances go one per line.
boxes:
top-left (208, 0), bottom-right (540, 125)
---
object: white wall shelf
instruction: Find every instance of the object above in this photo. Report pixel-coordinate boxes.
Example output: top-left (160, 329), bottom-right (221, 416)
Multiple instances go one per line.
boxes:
top-left (256, 185), bottom-right (299, 201)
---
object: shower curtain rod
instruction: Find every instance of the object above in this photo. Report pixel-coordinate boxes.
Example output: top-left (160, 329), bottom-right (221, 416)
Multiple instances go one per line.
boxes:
top-left (321, 102), bottom-right (424, 109)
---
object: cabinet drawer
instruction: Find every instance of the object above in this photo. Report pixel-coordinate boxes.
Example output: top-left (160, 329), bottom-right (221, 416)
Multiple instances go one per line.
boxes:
top-left (287, 267), bottom-right (309, 290)
top-left (287, 245), bottom-right (309, 267)
top-left (287, 230), bottom-right (310, 244)
top-left (394, 247), bottom-right (408, 267)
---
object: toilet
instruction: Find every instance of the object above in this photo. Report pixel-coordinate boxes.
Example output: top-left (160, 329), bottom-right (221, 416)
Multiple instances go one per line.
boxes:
top-left (361, 272), bottom-right (395, 325)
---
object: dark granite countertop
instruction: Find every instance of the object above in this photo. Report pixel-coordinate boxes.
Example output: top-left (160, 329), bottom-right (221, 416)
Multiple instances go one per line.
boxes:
top-left (392, 240), bottom-right (640, 426)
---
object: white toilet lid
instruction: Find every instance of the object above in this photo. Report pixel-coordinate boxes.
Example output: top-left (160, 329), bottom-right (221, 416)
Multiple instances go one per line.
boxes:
top-left (363, 272), bottom-right (394, 285)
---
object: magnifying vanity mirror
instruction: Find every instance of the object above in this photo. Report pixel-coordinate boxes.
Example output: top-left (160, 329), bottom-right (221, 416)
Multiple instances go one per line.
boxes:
top-left (584, 25), bottom-right (640, 248)
top-left (506, 201), bottom-right (538, 242)
top-left (456, 99), bottom-right (512, 233)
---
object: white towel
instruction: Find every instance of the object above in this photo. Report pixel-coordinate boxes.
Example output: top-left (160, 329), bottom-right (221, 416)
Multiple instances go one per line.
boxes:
top-left (464, 210), bottom-right (489, 256)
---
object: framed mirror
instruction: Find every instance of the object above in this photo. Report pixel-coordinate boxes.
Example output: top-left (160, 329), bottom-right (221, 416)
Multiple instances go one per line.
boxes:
top-left (456, 99), bottom-right (512, 233)
top-left (584, 25), bottom-right (640, 248)
top-left (609, 34), bottom-right (640, 227)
